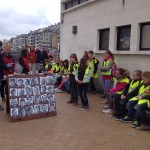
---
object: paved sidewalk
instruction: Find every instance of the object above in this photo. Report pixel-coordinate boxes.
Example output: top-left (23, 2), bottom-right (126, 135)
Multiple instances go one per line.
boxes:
top-left (0, 92), bottom-right (150, 150)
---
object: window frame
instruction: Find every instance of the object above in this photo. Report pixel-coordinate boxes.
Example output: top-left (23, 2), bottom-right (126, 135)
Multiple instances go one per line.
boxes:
top-left (140, 22), bottom-right (150, 51)
top-left (116, 25), bottom-right (131, 51)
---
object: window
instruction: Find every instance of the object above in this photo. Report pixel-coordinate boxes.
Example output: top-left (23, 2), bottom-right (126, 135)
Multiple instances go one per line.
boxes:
top-left (80, 0), bottom-right (88, 3)
top-left (99, 28), bottom-right (110, 50)
top-left (72, 0), bottom-right (79, 6)
top-left (140, 22), bottom-right (150, 50)
top-left (65, 1), bottom-right (72, 10)
top-left (117, 25), bottom-right (131, 50)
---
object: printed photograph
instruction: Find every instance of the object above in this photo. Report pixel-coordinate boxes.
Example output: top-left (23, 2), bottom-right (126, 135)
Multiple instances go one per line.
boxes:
top-left (24, 78), bottom-right (31, 86)
top-left (33, 95), bottom-right (41, 104)
top-left (46, 86), bottom-right (54, 94)
top-left (41, 94), bottom-right (48, 102)
top-left (25, 86), bottom-right (32, 95)
top-left (9, 78), bottom-right (17, 87)
top-left (34, 105), bottom-right (41, 114)
top-left (19, 98), bottom-right (26, 107)
top-left (47, 94), bottom-right (55, 103)
top-left (18, 107), bottom-right (26, 117)
top-left (26, 96), bottom-right (33, 105)
top-left (49, 103), bottom-right (55, 112)
top-left (17, 78), bottom-right (25, 87)
top-left (41, 104), bottom-right (48, 113)
top-left (10, 88), bottom-right (17, 97)
top-left (18, 88), bottom-right (25, 97)
top-left (32, 86), bottom-right (40, 95)
top-left (41, 85), bottom-right (47, 94)
top-left (31, 77), bottom-right (39, 86)
top-left (40, 77), bottom-right (46, 85)
top-left (11, 108), bottom-right (18, 118)
top-left (46, 76), bottom-right (54, 85)
top-left (10, 98), bottom-right (18, 108)
top-left (26, 106), bottom-right (34, 116)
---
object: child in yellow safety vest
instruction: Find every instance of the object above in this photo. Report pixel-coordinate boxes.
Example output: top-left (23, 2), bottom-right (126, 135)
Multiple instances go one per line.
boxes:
top-left (121, 71), bottom-right (150, 124)
top-left (75, 57), bottom-right (92, 110)
top-left (88, 50), bottom-right (99, 94)
top-left (102, 68), bottom-right (130, 114)
top-left (67, 53), bottom-right (79, 105)
top-left (112, 70), bottom-right (142, 120)
top-left (131, 71), bottom-right (150, 130)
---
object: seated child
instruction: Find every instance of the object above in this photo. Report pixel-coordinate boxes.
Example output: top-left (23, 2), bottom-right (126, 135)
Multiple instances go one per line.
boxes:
top-left (102, 68), bottom-right (130, 114)
top-left (122, 71), bottom-right (150, 123)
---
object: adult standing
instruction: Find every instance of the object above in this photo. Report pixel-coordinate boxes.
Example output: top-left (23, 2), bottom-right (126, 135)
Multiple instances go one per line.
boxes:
top-left (100, 50), bottom-right (115, 103)
top-left (27, 46), bottom-right (37, 74)
top-left (1, 43), bottom-right (14, 102)
top-left (88, 50), bottom-right (99, 93)
top-left (19, 49), bottom-right (30, 74)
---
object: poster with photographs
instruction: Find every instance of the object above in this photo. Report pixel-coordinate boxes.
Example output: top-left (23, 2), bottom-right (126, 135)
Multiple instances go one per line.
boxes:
top-left (8, 75), bottom-right (56, 122)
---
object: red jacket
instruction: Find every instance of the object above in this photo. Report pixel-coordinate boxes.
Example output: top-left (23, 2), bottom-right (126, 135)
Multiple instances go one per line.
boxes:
top-left (2, 52), bottom-right (14, 75)
top-left (27, 51), bottom-right (36, 63)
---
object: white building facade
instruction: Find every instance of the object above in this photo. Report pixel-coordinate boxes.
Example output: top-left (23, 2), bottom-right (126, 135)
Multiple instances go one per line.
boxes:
top-left (60, 0), bottom-right (150, 89)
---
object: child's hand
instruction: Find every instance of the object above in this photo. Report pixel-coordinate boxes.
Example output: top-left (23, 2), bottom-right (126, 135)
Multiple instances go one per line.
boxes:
top-left (144, 89), bottom-right (150, 94)
top-left (137, 96), bottom-right (142, 100)
top-left (121, 94), bottom-right (126, 100)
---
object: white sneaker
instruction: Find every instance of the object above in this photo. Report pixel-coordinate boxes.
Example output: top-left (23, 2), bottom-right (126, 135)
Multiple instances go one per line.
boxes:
top-left (103, 105), bottom-right (109, 109)
top-left (102, 109), bottom-right (113, 113)
top-left (54, 88), bottom-right (58, 91)
top-left (56, 89), bottom-right (62, 93)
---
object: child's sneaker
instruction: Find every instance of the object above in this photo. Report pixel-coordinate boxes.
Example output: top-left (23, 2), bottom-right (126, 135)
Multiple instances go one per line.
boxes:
top-left (55, 89), bottom-right (62, 93)
top-left (132, 120), bottom-right (139, 128)
top-left (103, 105), bottom-right (109, 109)
top-left (136, 124), bottom-right (150, 130)
top-left (102, 108), bottom-right (113, 113)
top-left (121, 116), bottom-right (133, 123)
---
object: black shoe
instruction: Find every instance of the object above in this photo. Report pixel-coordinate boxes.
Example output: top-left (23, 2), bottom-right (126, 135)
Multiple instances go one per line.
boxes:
top-left (121, 116), bottom-right (133, 123)
top-left (67, 100), bottom-right (74, 104)
top-left (72, 101), bottom-right (78, 106)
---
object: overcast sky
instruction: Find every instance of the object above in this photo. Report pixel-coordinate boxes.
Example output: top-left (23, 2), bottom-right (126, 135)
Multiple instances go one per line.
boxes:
top-left (0, 0), bottom-right (60, 40)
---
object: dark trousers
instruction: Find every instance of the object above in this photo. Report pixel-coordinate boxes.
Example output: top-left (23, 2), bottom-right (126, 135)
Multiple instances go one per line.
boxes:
top-left (119, 96), bottom-right (131, 117)
top-left (0, 80), bottom-right (6, 98)
top-left (70, 81), bottom-right (78, 102)
top-left (78, 83), bottom-right (89, 107)
top-left (135, 103), bottom-right (150, 125)
top-left (90, 77), bottom-right (96, 92)
top-left (114, 93), bottom-right (121, 115)
top-left (127, 100), bottom-right (138, 118)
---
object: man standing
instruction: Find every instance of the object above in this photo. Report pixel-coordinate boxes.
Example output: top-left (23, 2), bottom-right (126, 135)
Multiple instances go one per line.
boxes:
top-left (88, 51), bottom-right (99, 93)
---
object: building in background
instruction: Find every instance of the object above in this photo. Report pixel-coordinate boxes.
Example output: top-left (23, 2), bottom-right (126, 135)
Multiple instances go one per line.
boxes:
top-left (60, 0), bottom-right (150, 90)
top-left (8, 23), bottom-right (60, 53)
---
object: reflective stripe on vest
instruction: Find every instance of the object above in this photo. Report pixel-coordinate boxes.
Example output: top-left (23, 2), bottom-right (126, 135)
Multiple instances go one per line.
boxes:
top-left (130, 83), bottom-right (150, 102)
top-left (101, 59), bottom-right (112, 76)
top-left (116, 78), bottom-right (130, 94)
top-left (128, 80), bottom-right (140, 94)
top-left (68, 63), bottom-right (78, 75)
top-left (88, 58), bottom-right (98, 78)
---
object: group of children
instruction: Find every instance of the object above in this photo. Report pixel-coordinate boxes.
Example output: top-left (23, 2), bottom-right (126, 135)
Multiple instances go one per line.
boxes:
top-left (42, 50), bottom-right (150, 130)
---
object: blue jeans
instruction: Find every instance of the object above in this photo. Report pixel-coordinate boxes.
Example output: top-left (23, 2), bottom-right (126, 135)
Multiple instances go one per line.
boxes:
top-left (134, 103), bottom-right (150, 125)
top-left (103, 79), bottom-right (112, 93)
top-left (64, 80), bottom-right (71, 92)
top-left (78, 83), bottom-right (89, 107)
top-left (127, 101), bottom-right (138, 118)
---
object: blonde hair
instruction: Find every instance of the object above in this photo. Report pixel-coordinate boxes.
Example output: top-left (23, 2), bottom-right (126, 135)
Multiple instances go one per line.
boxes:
top-left (4, 43), bottom-right (10, 50)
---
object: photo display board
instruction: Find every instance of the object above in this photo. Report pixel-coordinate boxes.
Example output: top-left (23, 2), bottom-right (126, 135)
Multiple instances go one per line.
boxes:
top-left (8, 74), bottom-right (56, 122)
